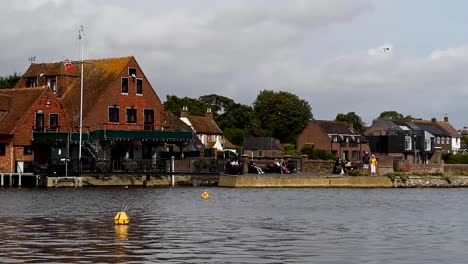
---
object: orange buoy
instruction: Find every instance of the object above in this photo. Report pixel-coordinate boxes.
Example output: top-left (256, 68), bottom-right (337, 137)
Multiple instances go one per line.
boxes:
top-left (201, 191), bottom-right (210, 200)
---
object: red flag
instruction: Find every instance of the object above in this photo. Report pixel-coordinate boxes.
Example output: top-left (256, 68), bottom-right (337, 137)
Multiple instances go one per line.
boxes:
top-left (64, 60), bottom-right (73, 71)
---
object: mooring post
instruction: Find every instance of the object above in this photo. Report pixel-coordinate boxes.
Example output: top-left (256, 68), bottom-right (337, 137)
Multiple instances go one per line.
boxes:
top-left (36, 175), bottom-right (39, 187)
top-left (18, 173), bottom-right (21, 187)
top-left (1, 173), bottom-right (3, 187)
top-left (171, 156), bottom-right (175, 187)
top-left (9, 173), bottom-right (12, 187)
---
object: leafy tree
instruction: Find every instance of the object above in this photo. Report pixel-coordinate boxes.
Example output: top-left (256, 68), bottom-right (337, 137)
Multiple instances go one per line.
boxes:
top-left (376, 111), bottom-right (405, 121)
top-left (163, 95), bottom-right (208, 117)
top-left (253, 90), bottom-right (312, 144)
top-left (223, 127), bottom-right (249, 146)
top-left (217, 103), bottom-right (254, 130)
top-left (199, 94), bottom-right (235, 114)
top-left (0, 73), bottom-right (21, 89)
top-left (335, 112), bottom-right (366, 134)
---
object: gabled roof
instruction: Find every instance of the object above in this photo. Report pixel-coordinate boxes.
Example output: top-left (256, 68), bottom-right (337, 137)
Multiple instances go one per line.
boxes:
top-left (23, 61), bottom-right (80, 77)
top-left (0, 87), bottom-right (47, 134)
top-left (59, 56), bottom-right (133, 121)
top-left (437, 121), bottom-right (460, 137)
top-left (243, 137), bottom-right (282, 151)
top-left (412, 120), bottom-right (450, 136)
top-left (315, 120), bottom-right (357, 135)
top-left (163, 111), bottom-right (192, 132)
top-left (182, 115), bottom-right (222, 134)
top-left (223, 138), bottom-right (236, 149)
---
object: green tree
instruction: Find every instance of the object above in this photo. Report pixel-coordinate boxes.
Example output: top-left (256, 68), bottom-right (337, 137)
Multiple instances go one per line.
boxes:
top-left (253, 90), bottom-right (312, 144)
top-left (335, 112), bottom-right (366, 134)
top-left (0, 73), bottom-right (21, 89)
top-left (163, 95), bottom-right (208, 117)
top-left (223, 127), bottom-right (249, 146)
top-left (376, 111), bottom-right (405, 121)
top-left (199, 94), bottom-right (235, 114)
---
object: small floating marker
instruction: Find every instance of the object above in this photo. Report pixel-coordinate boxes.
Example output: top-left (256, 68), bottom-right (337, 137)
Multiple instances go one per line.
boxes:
top-left (114, 204), bottom-right (130, 225)
top-left (201, 191), bottom-right (210, 200)
top-left (114, 211), bottom-right (130, 225)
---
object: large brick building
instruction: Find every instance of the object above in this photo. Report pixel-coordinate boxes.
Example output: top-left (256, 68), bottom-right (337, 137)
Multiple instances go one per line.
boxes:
top-left (3, 56), bottom-right (195, 174)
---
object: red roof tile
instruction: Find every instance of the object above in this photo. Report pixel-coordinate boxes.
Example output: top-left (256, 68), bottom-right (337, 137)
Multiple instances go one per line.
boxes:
top-left (0, 87), bottom-right (47, 134)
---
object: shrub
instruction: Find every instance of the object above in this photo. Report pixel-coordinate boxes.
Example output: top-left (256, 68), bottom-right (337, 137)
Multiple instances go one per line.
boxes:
top-left (300, 145), bottom-right (335, 160)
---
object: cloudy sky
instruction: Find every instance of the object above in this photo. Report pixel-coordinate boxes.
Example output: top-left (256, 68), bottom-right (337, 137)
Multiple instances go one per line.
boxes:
top-left (2, 0), bottom-right (468, 128)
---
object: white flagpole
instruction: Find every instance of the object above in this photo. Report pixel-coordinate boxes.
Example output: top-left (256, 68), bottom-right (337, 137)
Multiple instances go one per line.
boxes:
top-left (78, 25), bottom-right (84, 173)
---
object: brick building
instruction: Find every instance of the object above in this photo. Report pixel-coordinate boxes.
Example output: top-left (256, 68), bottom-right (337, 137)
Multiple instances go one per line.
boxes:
top-left (0, 86), bottom-right (72, 172)
top-left (9, 56), bottom-right (194, 174)
top-left (297, 120), bottom-right (370, 161)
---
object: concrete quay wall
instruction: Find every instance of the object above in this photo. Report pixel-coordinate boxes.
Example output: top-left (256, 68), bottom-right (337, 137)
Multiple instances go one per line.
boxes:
top-left (219, 175), bottom-right (393, 188)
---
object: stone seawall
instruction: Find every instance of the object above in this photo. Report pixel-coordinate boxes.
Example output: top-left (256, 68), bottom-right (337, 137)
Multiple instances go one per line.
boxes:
top-left (80, 174), bottom-right (219, 187)
top-left (392, 175), bottom-right (468, 188)
top-left (219, 175), bottom-right (393, 188)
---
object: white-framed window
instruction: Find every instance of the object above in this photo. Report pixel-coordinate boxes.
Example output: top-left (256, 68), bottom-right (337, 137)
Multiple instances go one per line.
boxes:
top-left (446, 137), bottom-right (450, 145)
top-left (128, 67), bottom-right (137, 76)
top-left (405, 136), bottom-right (412, 150)
top-left (47, 77), bottom-right (57, 93)
top-left (332, 135), bottom-right (338, 142)
top-left (441, 137), bottom-right (445, 144)
top-left (436, 137), bottom-right (440, 144)
top-left (424, 139), bottom-right (431, 151)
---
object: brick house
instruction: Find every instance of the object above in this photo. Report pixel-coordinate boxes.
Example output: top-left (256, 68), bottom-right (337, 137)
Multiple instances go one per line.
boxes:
top-left (14, 56), bottom-right (194, 173)
top-left (297, 120), bottom-right (370, 161)
top-left (0, 86), bottom-right (72, 172)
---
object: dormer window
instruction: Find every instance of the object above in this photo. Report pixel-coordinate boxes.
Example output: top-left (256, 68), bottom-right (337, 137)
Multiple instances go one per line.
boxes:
top-left (47, 77), bottom-right (57, 93)
top-left (136, 79), bottom-right (143, 95)
top-left (121, 77), bottom-right (128, 94)
top-left (128, 67), bottom-right (137, 77)
top-left (27, 78), bottom-right (37, 88)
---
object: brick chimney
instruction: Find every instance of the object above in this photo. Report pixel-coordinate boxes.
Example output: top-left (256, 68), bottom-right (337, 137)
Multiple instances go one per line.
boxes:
top-left (206, 107), bottom-right (213, 119)
top-left (180, 106), bottom-right (189, 118)
top-left (431, 117), bottom-right (437, 123)
top-left (444, 114), bottom-right (449, 122)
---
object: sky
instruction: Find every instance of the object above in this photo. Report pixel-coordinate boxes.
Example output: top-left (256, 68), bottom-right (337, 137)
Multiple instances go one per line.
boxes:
top-left (2, 0), bottom-right (468, 129)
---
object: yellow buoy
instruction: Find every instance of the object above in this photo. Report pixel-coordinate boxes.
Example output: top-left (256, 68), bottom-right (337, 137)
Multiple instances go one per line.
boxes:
top-left (201, 191), bottom-right (210, 200)
top-left (114, 211), bottom-right (130, 225)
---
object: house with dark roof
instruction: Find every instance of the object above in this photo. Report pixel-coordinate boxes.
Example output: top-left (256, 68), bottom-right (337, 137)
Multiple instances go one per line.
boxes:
top-left (365, 119), bottom-right (433, 163)
top-left (243, 137), bottom-right (283, 158)
top-left (13, 56), bottom-right (194, 173)
top-left (0, 86), bottom-right (72, 172)
top-left (179, 106), bottom-right (224, 157)
top-left (434, 115), bottom-right (461, 153)
top-left (297, 120), bottom-right (370, 161)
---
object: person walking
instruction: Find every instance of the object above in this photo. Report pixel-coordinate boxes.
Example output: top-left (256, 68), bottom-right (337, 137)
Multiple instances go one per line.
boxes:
top-left (369, 154), bottom-right (377, 176)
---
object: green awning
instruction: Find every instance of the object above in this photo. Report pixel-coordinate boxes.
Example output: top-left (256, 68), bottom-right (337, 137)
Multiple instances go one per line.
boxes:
top-left (33, 132), bottom-right (89, 142)
top-left (33, 130), bottom-right (193, 142)
top-left (90, 130), bottom-right (193, 141)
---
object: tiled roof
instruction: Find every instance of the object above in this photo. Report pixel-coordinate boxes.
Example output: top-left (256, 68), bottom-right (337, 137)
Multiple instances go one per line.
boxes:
top-left (243, 137), bottom-right (282, 150)
top-left (437, 121), bottom-right (460, 137)
top-left (185, 115), bottom-right (222, 134)
top-left (412, 120), bottom-right (449, 136)
top-left (223, 138), bottom-right (236, 149)
top-left (60, 56), bottom-right (133, 124)
top-left (23, 62), bottom-right (80, 77)
top-left (0, 87), bottom-right (46, 134)
top-left (315, 120), bottom-right (357, 135)
top-left (163, 111), bottom-right (192, 132)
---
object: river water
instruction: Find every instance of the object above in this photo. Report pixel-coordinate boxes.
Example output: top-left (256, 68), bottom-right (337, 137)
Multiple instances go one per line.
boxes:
top-left (0, 187), bottom-right (467, 263)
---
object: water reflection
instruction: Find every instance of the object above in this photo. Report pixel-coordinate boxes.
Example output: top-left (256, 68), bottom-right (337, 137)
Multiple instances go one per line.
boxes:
top-left (0, 188), bottom-right (468, 263)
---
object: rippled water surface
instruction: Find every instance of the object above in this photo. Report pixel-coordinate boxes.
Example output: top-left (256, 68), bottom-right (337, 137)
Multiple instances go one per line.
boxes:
top-left (1, 187), bottom-right (468, 263)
